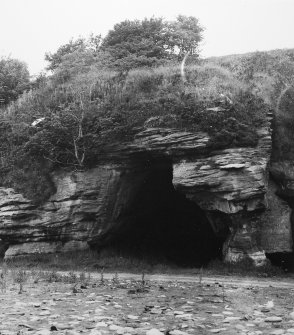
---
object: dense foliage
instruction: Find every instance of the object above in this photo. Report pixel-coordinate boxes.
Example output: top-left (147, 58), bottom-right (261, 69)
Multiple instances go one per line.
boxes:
top-left (0, 57), bottom-right (30, 105)
top-left (207, 49), bottom-right (294, 161)
top-left (45, 34), bottom-right (102, 72)
top-left (207, 49), bottom-right (294, 105)
top-left (45, 16), bottom-right (203, 73)
top-left (101, 16), bottom-right (203, 70)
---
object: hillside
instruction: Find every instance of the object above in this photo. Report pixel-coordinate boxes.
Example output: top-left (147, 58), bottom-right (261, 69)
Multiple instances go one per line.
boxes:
top-left (206, 48), bottom-right (294, 105)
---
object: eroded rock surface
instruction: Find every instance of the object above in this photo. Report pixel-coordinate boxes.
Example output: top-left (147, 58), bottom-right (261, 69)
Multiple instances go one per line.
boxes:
top-left (0, 165), bottom-right (147, 257)
top-left (0, 111), bottom-right (293, 264)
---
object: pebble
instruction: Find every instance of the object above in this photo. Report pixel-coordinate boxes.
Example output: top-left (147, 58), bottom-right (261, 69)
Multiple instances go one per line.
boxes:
top-left (150, 308), bottom-right (162, 314)
top-left (89, 330), bottom-right (102, 335)
top-left (109, 325), bottom-right (124, 331)
top-left (169, 330), bottom-right (190, 335)
top-left (95, 321), bottom-right (108, 327)
top-left (146, 329), bottom-right (164, 335)
top-left (127, 315), bottom-right (139, 320)
top-left (55, 323), bottom-right (74, 330)
top-left (265, 316), bottom-right (283, 322)
top-left (65, 331), bottom-right (81, 335)
top-left (270, 330), bottom-right (285, 335)
top-left (35, 330), bottom-right (51, 335)
top-left (175, 313), bottom-right (193, 320)
top-left (210, 329), bottom-right (227, 333)
top-left (223, 317), bottom-right (241, 322)
top-left (253, 318), bottom-right (264, 324)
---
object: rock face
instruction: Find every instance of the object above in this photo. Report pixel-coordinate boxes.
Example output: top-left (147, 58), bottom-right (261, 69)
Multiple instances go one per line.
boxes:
top-left (0, 111), bottom-right (293, 264)
top-left (0, 165), bottom-right (148, 258)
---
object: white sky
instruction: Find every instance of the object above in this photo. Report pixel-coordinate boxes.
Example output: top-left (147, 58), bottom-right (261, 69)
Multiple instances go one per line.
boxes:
top-left (0, 0), bottom-right (293, 75)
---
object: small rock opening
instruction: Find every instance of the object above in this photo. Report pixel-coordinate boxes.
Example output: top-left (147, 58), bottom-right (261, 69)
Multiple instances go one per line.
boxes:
top-left (266, 252), bottom-right (294, 272)
top-left (266, 207), bottom-right (294, 272)
top-left (265, 185), bottom-right (294, 272)
top-left (106, 158), bottom-right (229, 267)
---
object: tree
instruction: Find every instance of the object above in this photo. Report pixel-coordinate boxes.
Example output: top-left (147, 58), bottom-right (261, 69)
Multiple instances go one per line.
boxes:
top-left (0, 57), bottom-right (30, 106)
top-left (101, 15), bottom-right (204, 70)
top-left (45, 16), bottom-right (204, 74)
top-left (45, 34), bottom-right (102, 71)
top-left (166, 15), bottom-right (204, 57)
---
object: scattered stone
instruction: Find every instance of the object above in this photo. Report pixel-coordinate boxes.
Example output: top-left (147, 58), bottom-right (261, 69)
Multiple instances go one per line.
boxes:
top-left (95, 322), bottom-right (108, 327)
top-left (146, 329), bottom-right (164, 335)
top-left (210, 329), bottom-right (227, 333)
top-left (89, 330), bottom-right (102, 335)
top-left (65, 331), bottom-right (81, 335)
top-left (150, 308), bottom-right (162, 315)
top-left (175, 313), bottom-right (193, 320)
top-left (127, 315), bottom-right (139, 320)
top-left (270, 330), bottom-right (285, 335)
top-left (35, 330), bottom-right (51, 335)
top-left (265, 316), bottom-right (283, 322)
top-left (169, 330), bottom-right (190, 335)
top-left (110, 325), bottom-right (124, 331)
top-left (55, 323), bottom-right (74, 330)
top-left (223, 317), bottom-right (241, 322)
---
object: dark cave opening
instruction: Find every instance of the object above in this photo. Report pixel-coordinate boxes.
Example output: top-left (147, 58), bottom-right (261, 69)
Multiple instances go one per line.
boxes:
top-left (266, 252), bottom-right (294, 272)
top-left (265, 189), bottom-right (294, 272)
top-left (107, 158), bottom-right (229, 267)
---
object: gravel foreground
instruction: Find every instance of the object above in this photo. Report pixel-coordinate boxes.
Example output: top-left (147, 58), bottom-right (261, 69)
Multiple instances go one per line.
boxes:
top-left (1, 272), bottom-right (294, 335)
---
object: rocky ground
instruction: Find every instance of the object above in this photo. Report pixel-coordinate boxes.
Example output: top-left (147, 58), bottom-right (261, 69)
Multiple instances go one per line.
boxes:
top-left (1, 271), bottom-right (294, 335)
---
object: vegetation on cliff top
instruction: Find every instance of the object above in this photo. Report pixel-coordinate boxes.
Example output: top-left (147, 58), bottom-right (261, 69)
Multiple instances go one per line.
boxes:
top-left (2, 16), bottom-right (291, 203)
top-left (0, 63), bottom-right (269, 202)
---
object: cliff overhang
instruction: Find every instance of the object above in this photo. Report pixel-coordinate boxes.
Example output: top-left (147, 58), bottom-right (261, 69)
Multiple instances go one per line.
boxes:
top-left (0, 111), bottom-right (293, 267)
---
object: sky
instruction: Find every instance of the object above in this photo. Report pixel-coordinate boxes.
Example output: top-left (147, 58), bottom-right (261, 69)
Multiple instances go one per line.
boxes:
top-left (0, 0), bottom-right (293, 75)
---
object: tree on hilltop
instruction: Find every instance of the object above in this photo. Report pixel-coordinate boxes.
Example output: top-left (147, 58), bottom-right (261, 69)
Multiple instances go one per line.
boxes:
top-left (45, 16), bottom-right (204, 74)
top-left (45, 34), bottom-right (102, 71)
top-left (101, 15), bottom-right (204, 70)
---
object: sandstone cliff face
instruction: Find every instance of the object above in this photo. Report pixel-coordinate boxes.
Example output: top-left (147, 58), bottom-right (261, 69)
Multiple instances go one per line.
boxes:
top-left (0, 111), bottom-right (293, 265)
top-left (0, 166), bottom-right (147, 258)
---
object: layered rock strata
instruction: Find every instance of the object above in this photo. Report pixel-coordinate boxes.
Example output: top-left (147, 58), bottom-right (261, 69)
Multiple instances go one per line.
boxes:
top-left (0, 111), bottom-right (292, 264)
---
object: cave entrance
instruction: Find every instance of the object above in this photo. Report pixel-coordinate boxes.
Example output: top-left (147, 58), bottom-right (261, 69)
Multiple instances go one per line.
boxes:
top-left (109, 157), bottom-right (229, 267)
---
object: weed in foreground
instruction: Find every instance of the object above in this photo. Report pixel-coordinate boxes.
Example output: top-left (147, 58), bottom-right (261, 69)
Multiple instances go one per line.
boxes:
top-left (112, 272), bottom-right (119, 285)
top-left (99, 267), bottom-right (105, 285)
top-left (0, 264), bottom-right (8, 293)
top-left (199, 266), bottom-right (203, 285)
top-left (12, 269), bottom-right (28, 294)
top-left (79, 271), bottom-right (86, 283)
top-left (47, 270), bottom-right (62, 283)
top-left (66, 271), bottom-right (78, 284)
